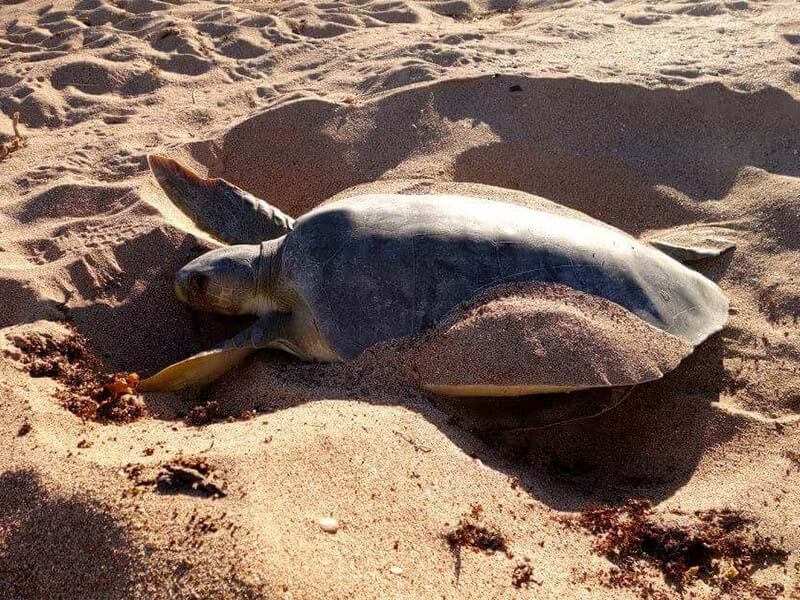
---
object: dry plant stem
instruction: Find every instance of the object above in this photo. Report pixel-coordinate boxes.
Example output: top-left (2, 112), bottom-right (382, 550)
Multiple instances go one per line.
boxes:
top-left (1, 112), bottom-right (26, 160)
top-left (12, 112), bottom-right (23, 139)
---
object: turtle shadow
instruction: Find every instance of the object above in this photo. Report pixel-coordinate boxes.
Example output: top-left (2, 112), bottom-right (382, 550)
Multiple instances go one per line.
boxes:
top-left (685, 250), bottom-right (736, 283)
top-left (0, 469), bottom-right (144, 599)
top-left (442, 333), bottom-right (736, 510)
top-left (155, 330), bottom-right (733, 511)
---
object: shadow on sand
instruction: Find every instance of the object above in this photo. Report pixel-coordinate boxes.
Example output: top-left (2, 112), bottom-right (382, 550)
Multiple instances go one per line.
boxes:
top-left (0, 470), bottom-right (144, 599)
top-left (140, 325), bottom-right (734, 511)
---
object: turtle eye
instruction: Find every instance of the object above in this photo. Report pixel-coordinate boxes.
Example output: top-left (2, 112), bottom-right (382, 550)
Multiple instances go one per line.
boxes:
top-left (189, 272), bottom-right (208, 293)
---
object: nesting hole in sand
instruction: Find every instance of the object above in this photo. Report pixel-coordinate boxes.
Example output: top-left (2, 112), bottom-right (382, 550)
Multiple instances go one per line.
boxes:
top-left (8, 77), bottom-right (780, 508)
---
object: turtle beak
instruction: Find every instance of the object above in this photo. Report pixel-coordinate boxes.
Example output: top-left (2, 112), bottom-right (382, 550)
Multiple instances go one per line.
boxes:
top-left (175, 268), bottom-right (213, 309)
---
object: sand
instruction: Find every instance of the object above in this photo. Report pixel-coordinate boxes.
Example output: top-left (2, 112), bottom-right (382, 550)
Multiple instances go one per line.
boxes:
top-left (414, 282), bottom-right (694, 394)
top-left (2, 0), bottom-right (800, 597)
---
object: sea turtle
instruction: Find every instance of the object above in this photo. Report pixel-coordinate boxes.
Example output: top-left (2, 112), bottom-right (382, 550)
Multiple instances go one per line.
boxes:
top-left (140, 155), bottom-right (733, 404)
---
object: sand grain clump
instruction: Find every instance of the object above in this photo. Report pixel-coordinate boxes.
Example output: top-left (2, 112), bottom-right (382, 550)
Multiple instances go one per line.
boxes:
top-left (156, 460), bottom-right (227, 498)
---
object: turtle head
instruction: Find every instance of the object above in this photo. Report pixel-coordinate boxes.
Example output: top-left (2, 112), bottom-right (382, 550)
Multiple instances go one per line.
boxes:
top-left (175, 245), bottom-right (262, 315)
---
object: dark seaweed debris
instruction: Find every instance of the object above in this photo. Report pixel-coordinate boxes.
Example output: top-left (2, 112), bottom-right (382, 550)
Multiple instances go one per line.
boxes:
top-left (185, 400), bottom-right (222, 425)
top-left (13, 329), bottom-right (145, 423)
top-left (184, 399), bottom-right (258, 426)
top-left (444, 505), bottom-right (511, 582)
top-left (511, 561), bottom-right (534, 588)
top-left (445, 520), bottom-right (509, 554)
top-left (568, 500), bottom-right (788, 597)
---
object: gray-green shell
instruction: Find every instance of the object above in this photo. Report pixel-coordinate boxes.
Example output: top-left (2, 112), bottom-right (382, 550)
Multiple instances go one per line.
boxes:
top-left (280, 194), bottom-right (728, 360)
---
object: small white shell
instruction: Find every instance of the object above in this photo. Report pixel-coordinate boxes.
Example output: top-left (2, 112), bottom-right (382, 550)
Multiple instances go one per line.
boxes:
top-left (389, 566), bottom-right (404, 576)
top-left (318, 517), bottom-right (339, 533)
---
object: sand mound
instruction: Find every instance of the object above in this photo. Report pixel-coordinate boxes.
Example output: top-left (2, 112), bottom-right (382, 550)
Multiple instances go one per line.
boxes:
top-left (181, 76), bottom-right (800, 234)
top-left (415, 283), bottom-right (693, 395)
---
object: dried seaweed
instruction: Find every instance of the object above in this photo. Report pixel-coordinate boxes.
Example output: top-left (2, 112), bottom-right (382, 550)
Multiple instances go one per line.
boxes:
top-left (567, 500), bottom-right (788, 597)
top-left (13, 328), bottom-right (145, 423)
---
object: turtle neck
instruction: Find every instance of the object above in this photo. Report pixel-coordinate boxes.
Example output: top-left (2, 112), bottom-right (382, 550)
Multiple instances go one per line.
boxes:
top-left (254, 237), bottom-right (294, 314)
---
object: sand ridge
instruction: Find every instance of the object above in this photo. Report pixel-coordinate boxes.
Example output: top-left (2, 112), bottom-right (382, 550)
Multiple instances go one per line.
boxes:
top-left (2, 0), bottom-right (800, 597)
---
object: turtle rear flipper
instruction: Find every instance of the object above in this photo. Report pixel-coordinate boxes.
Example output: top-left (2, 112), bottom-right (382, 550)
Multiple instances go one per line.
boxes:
top-left (148, 154), bottom-right (294, 245)
top-left (645, 223), bottom-right (738, 263)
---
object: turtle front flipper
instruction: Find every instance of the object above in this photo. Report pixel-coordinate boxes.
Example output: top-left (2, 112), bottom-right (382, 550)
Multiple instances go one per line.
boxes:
top-left (139, 313), bottom-right (302, 392)
top-left (139, 347), bottom-right (254, 392)
top-left (148, 154), bottom-right (294, 245)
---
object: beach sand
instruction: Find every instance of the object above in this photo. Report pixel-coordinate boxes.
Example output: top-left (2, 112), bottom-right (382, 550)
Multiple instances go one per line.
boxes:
top-left (1, 0), bottom-right (800, 597)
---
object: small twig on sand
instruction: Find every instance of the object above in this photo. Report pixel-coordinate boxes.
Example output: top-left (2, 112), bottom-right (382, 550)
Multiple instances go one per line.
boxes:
top-left (1, 112), bottom-right (26, 160)
top-left (393, 430), bottom-right (432, 453)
